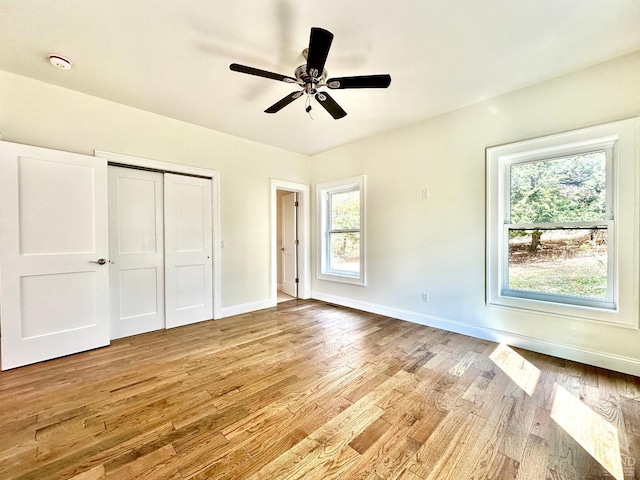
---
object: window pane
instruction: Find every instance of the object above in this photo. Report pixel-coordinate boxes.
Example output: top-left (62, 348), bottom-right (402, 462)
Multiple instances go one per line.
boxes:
top-left (330, 189), bottom-right (360, 230)
top-left (510, 151), bottom-right (606, 224)
top-left (329, 232), bottom-right (360, 273)
top-left (508, 228), bottom-right (607, 299)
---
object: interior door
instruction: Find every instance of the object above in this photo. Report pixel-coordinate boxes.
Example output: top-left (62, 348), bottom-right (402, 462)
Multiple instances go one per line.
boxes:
top-left (281, 192), bottom-right (298, 297)
top-left (164, 173), bottom-right (213, 328)
top-left (0, 141), bottom-right (110, 370)
top-left (108, 166), bottom-right (164, 339)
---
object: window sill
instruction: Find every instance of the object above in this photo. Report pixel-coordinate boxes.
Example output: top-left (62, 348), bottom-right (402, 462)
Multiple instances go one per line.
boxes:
top-left (487, 294), bottom-right (639, 329)
top-left (317, 271), bottom-right (366, 286)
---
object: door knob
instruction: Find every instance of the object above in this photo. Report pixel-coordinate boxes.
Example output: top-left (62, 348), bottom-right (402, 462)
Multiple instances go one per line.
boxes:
top-left (89, 258), bottom-right (107, 265)
top-left (281, 247), bottom-right (285, 251)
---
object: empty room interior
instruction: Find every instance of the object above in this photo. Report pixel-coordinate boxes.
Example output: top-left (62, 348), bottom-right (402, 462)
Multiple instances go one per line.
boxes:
top-left (1, 1), bottom-right (640, 479)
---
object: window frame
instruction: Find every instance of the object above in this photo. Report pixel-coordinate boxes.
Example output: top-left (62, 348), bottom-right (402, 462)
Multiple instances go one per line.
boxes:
top-left (486, 119), bottom-right (639, 327)
top-left (317, 175), bottom-right (366, 286)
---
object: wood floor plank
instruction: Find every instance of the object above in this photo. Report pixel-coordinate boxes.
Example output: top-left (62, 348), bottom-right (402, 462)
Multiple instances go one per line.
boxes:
top-left (349, 417), bottom-right (392, 455)
top-left (515, 434), bottom-right (550, 480)
top-left (246, 402), bottom-right (383, 479)
top-left (442, 395), bottom-right (515, 479)
top-left (68, 464), bottom-right (106, 480)
top-left (499, 390), bottom-right (538, 462)
top-left (486, 452), bottom-right (519, 480)
top-left (105, 443), bottom-right (178, 480)
top-left (0, 299), bottom-right (638, 479)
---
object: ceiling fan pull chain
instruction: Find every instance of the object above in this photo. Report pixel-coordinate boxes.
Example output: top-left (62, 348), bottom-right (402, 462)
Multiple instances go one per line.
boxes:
top-left (305, 95), bottom-right (314, 120)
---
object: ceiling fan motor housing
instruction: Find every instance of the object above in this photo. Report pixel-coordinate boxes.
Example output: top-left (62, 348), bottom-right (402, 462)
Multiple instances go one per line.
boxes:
top-left (295, 64), bottom-right (327, 94)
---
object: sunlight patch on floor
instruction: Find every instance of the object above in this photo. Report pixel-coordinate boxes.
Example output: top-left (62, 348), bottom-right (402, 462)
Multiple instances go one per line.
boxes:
top-left (490, 343), bottom-right (627, 479)
top-left (489, 343), bottom-right (541, 396)
top-left (550, 384), bottom-right (624, 480)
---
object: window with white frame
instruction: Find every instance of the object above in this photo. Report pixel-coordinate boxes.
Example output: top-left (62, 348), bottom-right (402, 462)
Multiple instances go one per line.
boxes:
top-left (317, 176), bottom-right (365, 285)
top-left (486, 119), bottom-right (639, 326)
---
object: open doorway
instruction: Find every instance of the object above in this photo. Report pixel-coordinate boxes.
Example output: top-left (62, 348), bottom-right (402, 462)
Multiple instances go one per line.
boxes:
top-left (271, 180), bottom-right (310, 306)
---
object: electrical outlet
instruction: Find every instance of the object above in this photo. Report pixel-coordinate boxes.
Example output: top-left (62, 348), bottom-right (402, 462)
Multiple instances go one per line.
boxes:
top-left (422, 292), bottom-right (430, 302)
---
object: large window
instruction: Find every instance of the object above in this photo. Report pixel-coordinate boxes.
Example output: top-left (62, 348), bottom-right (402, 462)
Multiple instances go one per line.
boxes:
top-left (317, 176), bottom-right (365, 285)
top-left (487, 119), bottom-right (639, 326)
top-left (505, 148), bottom-right (614, 309)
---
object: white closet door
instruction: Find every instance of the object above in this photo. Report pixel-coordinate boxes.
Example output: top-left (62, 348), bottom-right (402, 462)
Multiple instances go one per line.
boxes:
top-left (281, 192), bottom-right (298, 297)
top-left (0, 141), bottom-right (109, 370)
top-left (164, 174), bottom-right (213, 328)
top-left (108, 166), bottom-right (164, 339)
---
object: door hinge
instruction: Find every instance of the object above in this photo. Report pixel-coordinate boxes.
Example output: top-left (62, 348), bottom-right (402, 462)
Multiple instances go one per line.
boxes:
top-left (295, 278), bottom-right (299, 284)
top-left (295, 239), bottom-right (299, 245)
top-left (294, 201), bottom-right (299, 207)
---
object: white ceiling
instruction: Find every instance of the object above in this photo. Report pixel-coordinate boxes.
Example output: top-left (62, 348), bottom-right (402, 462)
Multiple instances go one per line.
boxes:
top-left (1, 1), bottom-right (639, 156)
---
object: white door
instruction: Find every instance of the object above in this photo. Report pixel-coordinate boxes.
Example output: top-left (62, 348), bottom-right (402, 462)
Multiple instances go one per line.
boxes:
top-left (164, 174), bottom-right (213, 328)
top-left (108, 166), bottom-right (164, 339)
top-left (0, 141), bottom-right (110, 370)
top-left (281, 192), bottom-right (298, 297)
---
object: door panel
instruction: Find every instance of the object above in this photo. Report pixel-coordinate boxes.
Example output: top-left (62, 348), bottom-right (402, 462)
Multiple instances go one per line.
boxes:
top-left (118, 268), bottom-right (159, 318)
top-left (164, 174), bottom-right (213, 328)
top-left (21, 272), bottom-right (97, 338)
top-left (175, 265), bottom-right (206, 309)
top-left (282, 192), bottom-right (298, 297)
top-left (18, 157), bottom-right (96, 255)
top-left (0, 141), bottom-right (110, 370)
top-left (115, 174), bottom-right (159, 254)
top-left (108, 166), bottom-right (164, 339)
top-left (175, 186), bottom-right (205, 252)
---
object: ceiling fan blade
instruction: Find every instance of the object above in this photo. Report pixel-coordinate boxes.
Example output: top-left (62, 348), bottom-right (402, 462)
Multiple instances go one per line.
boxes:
top-left (265, 91), bottom-right (304, 113)
top-left (326, 74), bottom-right (391, 89)
top-left (315, 92), bottom-right (347, 119)
top-left (230, 63), bottom-right (297, 84)
top-left (306, 27), bottom-right (333, 78)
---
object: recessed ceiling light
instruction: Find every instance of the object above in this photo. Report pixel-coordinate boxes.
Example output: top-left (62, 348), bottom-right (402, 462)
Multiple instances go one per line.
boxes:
top-left (48, 54), bottom-right (72, 70)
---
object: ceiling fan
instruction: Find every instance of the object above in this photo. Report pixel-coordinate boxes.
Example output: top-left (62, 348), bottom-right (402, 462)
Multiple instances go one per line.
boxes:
top-left (229, 27), bottom-right (391, 119)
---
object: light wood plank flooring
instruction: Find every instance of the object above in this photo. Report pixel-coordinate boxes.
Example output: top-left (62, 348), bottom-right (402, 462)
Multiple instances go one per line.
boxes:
top-left (1, 299), bottom-right (639, 479)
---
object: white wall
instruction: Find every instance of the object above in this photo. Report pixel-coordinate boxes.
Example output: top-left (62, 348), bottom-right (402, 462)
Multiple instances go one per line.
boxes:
top-left (310, 51), bottom-right (640, 375)
top-left (3, 50), bottom-right (640, 374)
top-left (0, 70), bottom-right (310, 311)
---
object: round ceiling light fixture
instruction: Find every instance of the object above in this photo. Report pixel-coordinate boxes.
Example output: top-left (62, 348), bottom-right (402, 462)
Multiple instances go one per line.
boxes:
top-left (48, 54), bottom-right (72, 70)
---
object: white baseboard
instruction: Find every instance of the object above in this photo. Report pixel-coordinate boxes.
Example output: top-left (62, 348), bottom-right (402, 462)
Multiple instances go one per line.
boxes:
top-left (311, 291), bottom-right (640, 377)
top-left (221, 299), bottom-right (275, 318)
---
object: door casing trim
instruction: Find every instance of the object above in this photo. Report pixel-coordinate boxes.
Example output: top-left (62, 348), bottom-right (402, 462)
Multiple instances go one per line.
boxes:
top-left (271, 179), bottom-right (311, 305)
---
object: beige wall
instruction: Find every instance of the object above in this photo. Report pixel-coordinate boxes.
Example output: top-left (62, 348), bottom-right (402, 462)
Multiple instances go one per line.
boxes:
top-left (0, 70), bottom-right (310, 310)
top-left (310, 51), bottom-right (640, 374)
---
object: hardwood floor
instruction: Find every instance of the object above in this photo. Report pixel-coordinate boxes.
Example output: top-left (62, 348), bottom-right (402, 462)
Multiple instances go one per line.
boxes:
top-left (1, 299), bottom-right (639, 479)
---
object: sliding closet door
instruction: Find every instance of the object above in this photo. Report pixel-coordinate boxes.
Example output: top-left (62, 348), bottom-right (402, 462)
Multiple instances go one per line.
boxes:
top-left (164, 174), bottom-right (213, 328)
top-left (0, 141), bottom-right (109, 370)
top-left (108, 166), bottom-right (165, 339)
